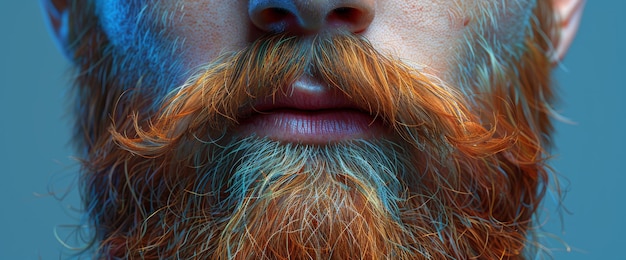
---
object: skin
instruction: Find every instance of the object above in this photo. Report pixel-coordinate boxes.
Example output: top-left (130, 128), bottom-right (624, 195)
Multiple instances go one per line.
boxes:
top-left (42, 0), bottom-right (585, 83)
top-left (42, 0), bottom-right (583, 75)
top-left (95, 0), bottom-right (525, 88)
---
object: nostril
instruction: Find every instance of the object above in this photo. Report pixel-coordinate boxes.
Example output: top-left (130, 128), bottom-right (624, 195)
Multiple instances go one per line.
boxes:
top-left (329, 7), bottom-right (360, 22)
top-left (249, 0), bottom-right (375, 34)
top-left (332, 7), bottom-right (357, 17)
top-left (264, 7), bottom-right (290, 22)
top-left (257, 8), bottom-right (294, 31)
top-left (328, 7), bottom-right (370, 32)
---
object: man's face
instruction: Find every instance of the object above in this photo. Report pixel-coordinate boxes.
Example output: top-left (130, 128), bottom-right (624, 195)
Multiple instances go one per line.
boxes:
top-left (46, 0), bottom-right (580, 258)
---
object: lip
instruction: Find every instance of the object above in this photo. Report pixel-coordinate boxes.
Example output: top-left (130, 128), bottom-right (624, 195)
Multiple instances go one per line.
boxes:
top-left (238, 76), bottom-right (387, 143)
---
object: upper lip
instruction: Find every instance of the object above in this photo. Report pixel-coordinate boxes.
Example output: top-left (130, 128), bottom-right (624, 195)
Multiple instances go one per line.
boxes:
top-left (240, 76), bottom-right (367, 117)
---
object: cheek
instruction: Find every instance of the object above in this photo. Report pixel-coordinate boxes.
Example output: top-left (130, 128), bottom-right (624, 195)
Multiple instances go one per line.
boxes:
top-left (464, 0), bottom-right (535, 51)
top-left (164, 1), bottom-right (251, 71)
top-left (494, 2), bottom-right (535, 45)
top-left (364, 0), bottom-right (535, 85)
top-left (364, 1), bottom-right (470, 80)
top-left (97, 0), bottom-right (253, 88)
top-left (96, 0), bottom-right (143, 48)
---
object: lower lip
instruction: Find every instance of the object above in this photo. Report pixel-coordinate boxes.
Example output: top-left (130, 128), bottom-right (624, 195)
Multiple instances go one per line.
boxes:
top-left (239, 110), bottom-right (387, 143)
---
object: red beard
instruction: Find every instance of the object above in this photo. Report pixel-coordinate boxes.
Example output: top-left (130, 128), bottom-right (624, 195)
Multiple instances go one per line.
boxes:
top-left (67, 2), bottom-right (558, 259)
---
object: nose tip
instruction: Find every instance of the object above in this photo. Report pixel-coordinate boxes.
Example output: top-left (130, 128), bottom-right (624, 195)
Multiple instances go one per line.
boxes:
top-left (249, 0), bottom-right (375, 34)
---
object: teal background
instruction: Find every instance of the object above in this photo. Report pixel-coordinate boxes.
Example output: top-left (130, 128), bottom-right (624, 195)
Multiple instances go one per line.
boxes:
top-left (0, 1), bottom-right (623, 259)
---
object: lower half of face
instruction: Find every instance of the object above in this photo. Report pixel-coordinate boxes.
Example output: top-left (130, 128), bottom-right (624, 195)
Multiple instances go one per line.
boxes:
top-left (72, 0), bottom-right (555, 258)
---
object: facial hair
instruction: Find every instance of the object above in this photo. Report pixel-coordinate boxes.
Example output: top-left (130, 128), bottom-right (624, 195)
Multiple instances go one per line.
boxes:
top-left (66, 1), bottom-right (558, 259)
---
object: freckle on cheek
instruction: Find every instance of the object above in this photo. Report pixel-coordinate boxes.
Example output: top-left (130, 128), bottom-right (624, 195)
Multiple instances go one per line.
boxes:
top-left (463, 17), bottom-right (470, 27)
top-left (447, 10), bottom-right (471, 31)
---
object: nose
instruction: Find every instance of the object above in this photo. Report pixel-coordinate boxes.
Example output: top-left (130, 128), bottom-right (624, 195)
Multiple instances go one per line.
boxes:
top-left (248, 0), bottom-right (375, 34)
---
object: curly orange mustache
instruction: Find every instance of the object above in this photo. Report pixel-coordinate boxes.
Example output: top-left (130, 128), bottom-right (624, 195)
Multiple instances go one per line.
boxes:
top-left (77, 31), bottom-right (550, 259)
top-left (118, 33), bottom-right (496, 152)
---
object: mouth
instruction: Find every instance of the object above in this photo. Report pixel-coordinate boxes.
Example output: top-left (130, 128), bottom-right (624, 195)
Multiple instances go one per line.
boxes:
top-left (238, 76), bottom-right (388, 144)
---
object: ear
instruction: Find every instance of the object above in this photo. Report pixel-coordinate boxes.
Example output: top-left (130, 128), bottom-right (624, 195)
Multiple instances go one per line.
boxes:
top-left (552, 0), bottom-right (585, 61)
top-left (40, 0), bottom-right (72, 59)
